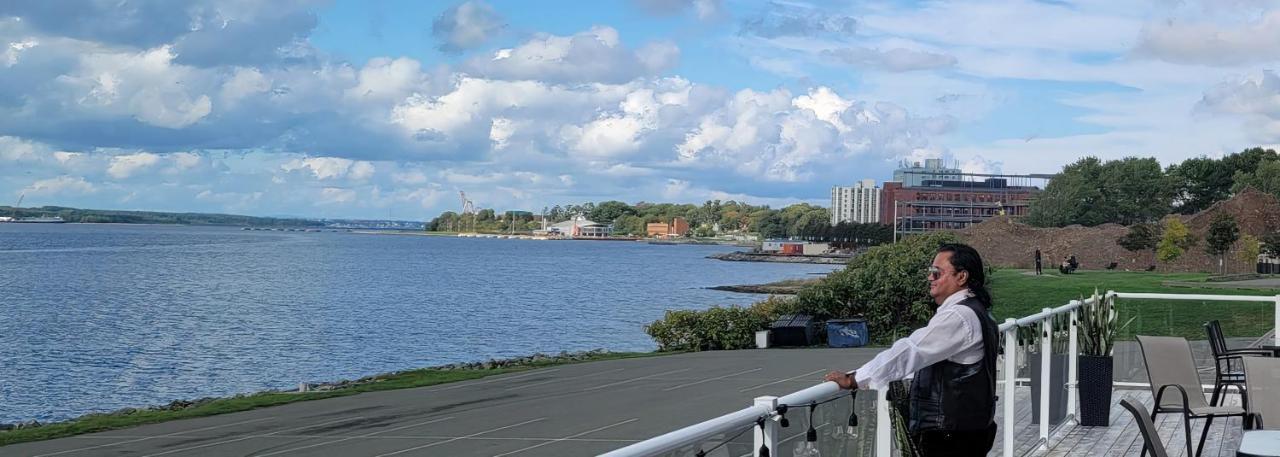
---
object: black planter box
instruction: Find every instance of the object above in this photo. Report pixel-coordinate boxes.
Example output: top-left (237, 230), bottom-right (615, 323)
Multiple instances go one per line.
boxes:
top-left (1078, 355), bottom-right (1114, 426)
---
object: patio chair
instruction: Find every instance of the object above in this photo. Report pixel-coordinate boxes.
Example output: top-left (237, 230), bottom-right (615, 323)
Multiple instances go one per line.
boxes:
top-left (1121, 399), bottom-right (1170, 457)
top-left (1105, 262), bottom-right (1118, 270)
top-left (1243, 357), bottom-right (1280, 430)
top-left (1137, 335), bottom-right (1248, 457)
top-left (1205, 320), bottom-right (1272, 408)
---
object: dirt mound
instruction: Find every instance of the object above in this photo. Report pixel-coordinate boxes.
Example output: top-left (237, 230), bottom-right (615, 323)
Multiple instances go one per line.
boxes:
top-left (958, 188), bottom-right (1280, 273)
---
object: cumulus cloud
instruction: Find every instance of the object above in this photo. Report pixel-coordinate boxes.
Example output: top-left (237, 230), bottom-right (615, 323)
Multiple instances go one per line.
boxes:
top-left (281, 157), bottom-right (377, 181)
top-left (107, 152), bottom-right (162, 179)
top-left (821, 46), bottom-right (957, 72)
top-left (464, 27), bottom-right (679, 84)
top-left (56, 46), bottom-right (212, 129)
top-left (739, 3), bottom-right (857, 38)
top-left (1135, 11), bottom-right (1280, 66)
top-left (1196, 71), bottom-right (1280, 141)
top-left (432, 1), bottom-right (505, 54)
top-left (632, 0), bottom-right (724, 21)
top-left (23, 175), bottom-right (97, 196)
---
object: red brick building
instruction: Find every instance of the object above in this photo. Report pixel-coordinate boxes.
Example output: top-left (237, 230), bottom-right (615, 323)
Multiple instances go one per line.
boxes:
top-left (646, 217), bottom-right (690, 237)
top-left (881, 179), bottom-right (1041, 234)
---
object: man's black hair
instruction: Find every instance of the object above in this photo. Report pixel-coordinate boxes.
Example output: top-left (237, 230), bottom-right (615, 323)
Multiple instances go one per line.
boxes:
top-left (937, 243), bottom-right (992, 308)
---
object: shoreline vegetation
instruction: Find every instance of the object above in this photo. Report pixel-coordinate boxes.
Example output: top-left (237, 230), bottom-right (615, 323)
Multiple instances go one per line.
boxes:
top-left (0, 350), bottom-right (662, 447)
top-left (707, 251), bottom-right (853, 264)
top-left (708, 278), bottom-right (823, 294)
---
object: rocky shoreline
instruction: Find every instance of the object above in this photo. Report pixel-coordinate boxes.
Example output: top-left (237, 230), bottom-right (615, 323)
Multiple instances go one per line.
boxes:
top-left (707, 251), bottom-right (853, 264)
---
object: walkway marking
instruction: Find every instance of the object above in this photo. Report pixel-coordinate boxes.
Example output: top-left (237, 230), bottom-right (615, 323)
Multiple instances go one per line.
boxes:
top-left (32, 417), bottom-right (275, 457)
top-left (374, 417), bottom-right (547, 456)
top-left (254, 415), bottom-right (456, 456)
top-left (583, 368), bottom-right (691, 391)
top-left (491, 418), bottom-right (638, 457)
top-left (429, 369), bottom-right (561, 392)
top-left (138, 416), bottom-right (366, 457)
top-left (663, 368), bottom-right (763, 392)
top-left (505, 368), bottom-right (625, 391)
top-left (738, 368), bottom-right (827, 392)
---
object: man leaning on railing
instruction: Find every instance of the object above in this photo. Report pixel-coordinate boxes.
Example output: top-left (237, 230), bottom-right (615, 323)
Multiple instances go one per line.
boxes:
top-left (825, 243), bottom-right (999, 457)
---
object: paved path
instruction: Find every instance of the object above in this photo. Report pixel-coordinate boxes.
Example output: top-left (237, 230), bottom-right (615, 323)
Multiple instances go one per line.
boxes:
top-left (2, 348), bottom-right (880, 457)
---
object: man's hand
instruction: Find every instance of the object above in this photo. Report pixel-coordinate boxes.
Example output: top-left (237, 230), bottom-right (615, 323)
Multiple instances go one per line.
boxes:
top-left (824, 371), bottom-right (856, 390)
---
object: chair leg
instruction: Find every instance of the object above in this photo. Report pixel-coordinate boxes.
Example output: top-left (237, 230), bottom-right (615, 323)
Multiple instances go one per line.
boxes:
top-left (1196, 416), bottom-right (1214, 457)
top-left (1210, 381), bottom-right (1223, 407)
top-left (1183, 413), bottom-right (1194, 457)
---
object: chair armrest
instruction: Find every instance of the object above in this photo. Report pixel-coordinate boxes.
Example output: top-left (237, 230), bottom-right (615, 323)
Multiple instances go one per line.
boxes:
top-left (1154, 384), bottom-right (1192, 413)
top-left (1222, 348), bottom-right (1276, 357)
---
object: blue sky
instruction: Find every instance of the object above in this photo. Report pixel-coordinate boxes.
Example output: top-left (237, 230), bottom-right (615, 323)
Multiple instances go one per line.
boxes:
top-left (2, 0), bottom-right (1280, 220)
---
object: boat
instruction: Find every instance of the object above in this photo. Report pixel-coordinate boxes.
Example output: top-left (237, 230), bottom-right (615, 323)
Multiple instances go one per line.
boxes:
top-left (13, 216), bottom-right (65, 223)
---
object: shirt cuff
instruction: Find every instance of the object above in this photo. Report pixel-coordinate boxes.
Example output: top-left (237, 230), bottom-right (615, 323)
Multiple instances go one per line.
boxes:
top-left (853, 370), bottom-right (882, 391)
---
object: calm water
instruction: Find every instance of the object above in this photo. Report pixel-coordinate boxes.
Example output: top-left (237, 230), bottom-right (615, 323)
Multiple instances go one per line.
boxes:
top-left (0, 224), bottom-right (836, 423)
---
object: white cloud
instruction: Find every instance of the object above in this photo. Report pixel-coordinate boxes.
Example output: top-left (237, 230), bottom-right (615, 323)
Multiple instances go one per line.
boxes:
top-left (58, 46), bottom-right (212, 129)
top-left (345, 57), bottom-right (426, 104)
top-left (464, 27), bottom-right (679, 84)
top-left (5, 38), bottom-right (37, 66)
top-left (432, 1), bottom-right (505, 53)
top-left (1135, 10), bottom-right (1280, 66)
top-left (280, 157), bottom-right (375, 181)
top-left (24, 176), bottom-right (96, 196)
top-left (319, 187), bottom-right (357, 204)
top-left (107, 152), bottom-right (162, 179)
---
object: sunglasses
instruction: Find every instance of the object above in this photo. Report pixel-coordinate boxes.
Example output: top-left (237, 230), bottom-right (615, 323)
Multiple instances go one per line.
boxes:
top-left (927, 266), bottom-right (963, 280)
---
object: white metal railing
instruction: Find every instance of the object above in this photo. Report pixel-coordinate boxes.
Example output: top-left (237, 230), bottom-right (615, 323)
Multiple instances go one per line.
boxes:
top-left (602, 291), bottom-right (1280, 457)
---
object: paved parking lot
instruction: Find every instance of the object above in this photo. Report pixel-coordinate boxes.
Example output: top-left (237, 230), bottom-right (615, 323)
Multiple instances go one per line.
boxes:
top-left (3, 348), bottom-right (880, 456)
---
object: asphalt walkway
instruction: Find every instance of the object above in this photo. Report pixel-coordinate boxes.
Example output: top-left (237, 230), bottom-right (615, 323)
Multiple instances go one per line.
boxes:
top-left (2, 348), bottom-right (880, 457)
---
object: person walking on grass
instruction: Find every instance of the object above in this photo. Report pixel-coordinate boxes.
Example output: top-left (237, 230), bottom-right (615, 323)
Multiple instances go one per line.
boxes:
top-left (1034, 248), bottom-right (1042, 275)
top-left (825, 243), bottom-right (998, 456)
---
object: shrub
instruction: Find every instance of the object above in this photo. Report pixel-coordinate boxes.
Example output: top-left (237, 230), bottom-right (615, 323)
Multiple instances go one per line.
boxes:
top-left (644, 300), bottom-right (779, 351)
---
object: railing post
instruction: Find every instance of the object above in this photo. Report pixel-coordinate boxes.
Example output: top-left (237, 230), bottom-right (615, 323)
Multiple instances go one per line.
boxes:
top-left (876, 388), bottom-right (891, 457)
top-left (1274, 295), bottom-right (1279, 347)
top-left (753, 396), bottom-right (778, 457)
top-left (1067, 304), bottom-right (1079, 425)
top-left (1039, 308), bottom-right (1051, 450)
top-left (1003, 319), bottom-right (1017, 457)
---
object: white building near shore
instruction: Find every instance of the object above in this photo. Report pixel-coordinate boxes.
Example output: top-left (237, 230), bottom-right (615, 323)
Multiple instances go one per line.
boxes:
top-left (830, 179), bottom-right (881, 225)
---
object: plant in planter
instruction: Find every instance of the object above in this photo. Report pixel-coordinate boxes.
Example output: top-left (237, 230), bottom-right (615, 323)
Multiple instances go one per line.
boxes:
top-left (1077, 289), bottom-right (1116, 426)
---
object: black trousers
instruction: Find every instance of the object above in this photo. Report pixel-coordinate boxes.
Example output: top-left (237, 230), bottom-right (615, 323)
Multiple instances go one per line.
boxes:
top-left (1034, 260), bottom-right (1041, 274)
top-left (913, 423), bottom-right (997, 457)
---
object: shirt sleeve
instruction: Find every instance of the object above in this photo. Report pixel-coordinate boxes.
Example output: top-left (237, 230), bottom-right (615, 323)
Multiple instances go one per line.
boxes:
top-left (852, 307), bottom-right (977, 391)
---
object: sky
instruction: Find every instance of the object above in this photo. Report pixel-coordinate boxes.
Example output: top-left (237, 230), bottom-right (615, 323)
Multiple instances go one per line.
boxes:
top-left (3, 0), bottom-right (1280, 220)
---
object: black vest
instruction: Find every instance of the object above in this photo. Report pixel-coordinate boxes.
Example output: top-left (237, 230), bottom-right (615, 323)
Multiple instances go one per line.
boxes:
top-left (908, 296), bottom-right (998, 433)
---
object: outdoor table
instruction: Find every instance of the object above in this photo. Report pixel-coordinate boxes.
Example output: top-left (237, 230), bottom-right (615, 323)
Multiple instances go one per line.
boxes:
top-left (1239, 430), bottom-right (1280, 457)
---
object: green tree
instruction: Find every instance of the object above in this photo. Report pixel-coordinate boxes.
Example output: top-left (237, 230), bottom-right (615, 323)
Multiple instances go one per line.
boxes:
top-left (1117, 222), bottom-right (1161, 264)
top-left (1230, 159), bottom-right (1280, 200)
top-left (1027, 157), bottom-right (1173, 227)
top-left (612, 214), bottom-right (645, 236)
top-left (1157, 218), bottom-right (1194, 263)
top-left (588, 200), bottom-right (635, 223)
top-left (1167, 156), bottom-right (1235, 214)
top-left (1205, 213), bottom-right (1240, 274)
top-left (1263, 232), bottom-right (1280, 259)
top-left (1238, 234), bottom-right (1262, 264)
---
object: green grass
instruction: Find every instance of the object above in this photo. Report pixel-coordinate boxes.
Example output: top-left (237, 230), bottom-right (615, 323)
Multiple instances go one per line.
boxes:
top-left (0, 351), bottom-right (664, 447)
top-left (988, 269), bottom-right (1276, 340)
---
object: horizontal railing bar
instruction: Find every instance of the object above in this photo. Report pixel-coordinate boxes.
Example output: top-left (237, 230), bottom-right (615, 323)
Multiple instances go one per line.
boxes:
top-left (777, 381), bottom-right (844, 407)
top-left (1112, 292), bottom-right (1277, 302)
top-left (598, 405), bottom-right (769, 457)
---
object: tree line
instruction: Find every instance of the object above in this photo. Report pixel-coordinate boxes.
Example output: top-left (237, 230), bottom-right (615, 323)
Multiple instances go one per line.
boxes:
top-left (426, 199), bottom-right (892, 245)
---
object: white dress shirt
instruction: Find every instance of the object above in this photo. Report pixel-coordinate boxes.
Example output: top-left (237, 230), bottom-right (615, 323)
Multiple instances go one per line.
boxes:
top-left (853, 289), bottom-right (985, 391)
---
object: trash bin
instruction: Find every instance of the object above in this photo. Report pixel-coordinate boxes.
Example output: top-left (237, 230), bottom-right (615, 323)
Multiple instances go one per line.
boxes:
top-left (771, 314), bottom-right (819, 346)
top-left (826, 318), bottom-right (869, 348)
top-left (755, 330), bottom-right (770, 349)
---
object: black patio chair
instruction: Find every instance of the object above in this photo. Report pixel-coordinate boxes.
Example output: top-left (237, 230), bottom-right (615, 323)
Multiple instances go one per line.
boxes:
top-left (1145, 265), bottom-right (1157, 271)
top-left (1105, 262), bottom-right (1118, 270)
top-left (1121, 399), bottom-right (1170, 457)
top-left (1205, 320), bottom-right (1272, 409)
top-left (1137, 335), bottom-right (1248, 457)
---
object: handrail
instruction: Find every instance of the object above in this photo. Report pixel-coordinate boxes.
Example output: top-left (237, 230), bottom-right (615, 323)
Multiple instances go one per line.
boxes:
top-left (604, 290), bottom-right (1279, 457)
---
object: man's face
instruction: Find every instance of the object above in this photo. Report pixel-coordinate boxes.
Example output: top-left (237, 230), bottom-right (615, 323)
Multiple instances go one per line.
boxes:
top-left (927, 252), bottom-right (968, 304)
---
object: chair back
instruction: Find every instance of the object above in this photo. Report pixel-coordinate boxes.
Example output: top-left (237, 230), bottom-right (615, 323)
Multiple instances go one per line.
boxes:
top-left (1120, 399), bottom-right (1170, 457)
top-left (1244, 357), bottom-right (1280, 430)
top-left (1204, 320), bottom-right (1228, 358)
top-left (1136, 335), bottom-right (1208, 410)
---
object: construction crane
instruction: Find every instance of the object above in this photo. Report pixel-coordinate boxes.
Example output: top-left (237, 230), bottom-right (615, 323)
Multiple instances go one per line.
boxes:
top-left (458, 191), bottom-right (476, 233)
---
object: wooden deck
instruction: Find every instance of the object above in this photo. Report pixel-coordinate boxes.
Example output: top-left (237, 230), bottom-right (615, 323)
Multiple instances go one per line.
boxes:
top-left (992, 388), bottom-right (1246, 457)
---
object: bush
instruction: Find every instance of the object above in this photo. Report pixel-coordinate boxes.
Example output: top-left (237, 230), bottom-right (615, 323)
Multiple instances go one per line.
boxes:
top-left (644, 299), bottom-right (780, 351)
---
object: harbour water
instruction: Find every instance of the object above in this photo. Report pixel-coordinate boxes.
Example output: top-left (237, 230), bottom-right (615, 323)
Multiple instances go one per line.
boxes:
top-left (0, 224), bottom-right (837, 423)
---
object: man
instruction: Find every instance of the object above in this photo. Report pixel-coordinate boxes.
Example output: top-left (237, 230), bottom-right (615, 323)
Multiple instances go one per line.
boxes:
top-left (825, 243), bottom-right (998, 456)
top-left (1034, 248), bottom-right (1042, 275)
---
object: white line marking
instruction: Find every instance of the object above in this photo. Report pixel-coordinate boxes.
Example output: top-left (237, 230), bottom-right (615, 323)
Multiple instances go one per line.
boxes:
top-left (428, 369), bottom-right (561, 391)
top-left (208, 434), bottom-right (640, 442)
top-left (491, 418), bottom-right (639, 457)
top-left (505, 368), bottom-right (625, 391)
top-left (738, 368), bottom-right (827, 392)
top-left (663, 368), bottom-right (763, 391)
top-left (254, 416), bottom-right (455, 456)
top-left (33, 417), bottom-right (275, 457)
top-left (138, 416), bottom-right (365, 457)
top-left (583, 368), bottom-right (691, 391)
top-left (374, 417), bottom-right (547, 456)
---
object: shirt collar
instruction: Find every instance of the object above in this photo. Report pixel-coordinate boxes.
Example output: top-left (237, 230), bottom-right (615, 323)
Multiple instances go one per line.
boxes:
top-left (940, 289), bottom-right (974, 308)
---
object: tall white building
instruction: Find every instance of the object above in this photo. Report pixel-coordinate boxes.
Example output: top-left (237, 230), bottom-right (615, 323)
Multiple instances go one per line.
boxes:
top-left (830, 179), bottom-right (881, 225)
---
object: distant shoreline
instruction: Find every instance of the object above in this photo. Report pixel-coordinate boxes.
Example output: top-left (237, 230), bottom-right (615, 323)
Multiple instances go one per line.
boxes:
top-left (708, 251), bottom-right (853, 264)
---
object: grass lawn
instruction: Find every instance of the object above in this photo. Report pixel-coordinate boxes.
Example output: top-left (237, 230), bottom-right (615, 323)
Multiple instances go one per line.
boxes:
top-left (0, 351), bottom-right (663, 447)
top-left (988, 269), bottom-right (1277, 340)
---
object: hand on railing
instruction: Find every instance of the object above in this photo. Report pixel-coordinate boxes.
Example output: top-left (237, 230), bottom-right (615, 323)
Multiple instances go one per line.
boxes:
top-left (823, 370), bottom-right (856, 390)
